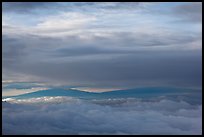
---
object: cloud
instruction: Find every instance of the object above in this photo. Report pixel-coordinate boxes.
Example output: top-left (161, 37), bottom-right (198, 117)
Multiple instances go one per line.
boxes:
top-left (2, 2), bottom-right (62, 14)
top-left (2, 35), bottom-right (27, 67)
top-left (2, 31), bottom-right (202, 88)
top-left (2, 2), bottom-right (143, 14)
top-left (2, 2), bottom-right (202, 88)
top-left (34, 12), bottom-right (97, 34)
top-left (2, 2), bottom-right (202, 135)
top-left (2, 96), bottom-right (202, 135)
top-left (174, 2), bottom-right (202, 23)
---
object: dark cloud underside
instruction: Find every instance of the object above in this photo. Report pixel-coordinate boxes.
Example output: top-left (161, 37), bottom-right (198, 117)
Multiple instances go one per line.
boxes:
top-left (2, 2), bottom-right (202, 88)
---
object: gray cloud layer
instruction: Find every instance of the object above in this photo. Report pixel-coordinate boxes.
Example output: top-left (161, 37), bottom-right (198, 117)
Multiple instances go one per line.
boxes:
top-left (2, 32), bottom-right (202, 88)
top-left (3, 2), bottom-right (201, 23)
top-left (2, 2), bottom-right (202, 88)
top-left (2, 2), bottom-right (61, 14)
top-left (2, 97), bottom-right (202, 135)
top-left (2, 2), bottom-right (142, 13)
top-left (174, 2), bottom-right (202, 23)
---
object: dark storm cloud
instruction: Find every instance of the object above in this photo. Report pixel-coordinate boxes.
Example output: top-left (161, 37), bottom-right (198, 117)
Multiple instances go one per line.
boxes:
top-left (4, 47), bottom-right (202, 88)
top-left (2, 29), bottom-right (202, 88)
top-left (2, 36), bottom-right (27, 65)
top-left (50, 31), bottom-right (199, 57)
top-left (174, 2), bottom-right (202, 23)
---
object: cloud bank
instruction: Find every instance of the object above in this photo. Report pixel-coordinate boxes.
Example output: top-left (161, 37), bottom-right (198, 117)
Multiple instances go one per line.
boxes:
top-left (2, 97), bottom-right (202, 135)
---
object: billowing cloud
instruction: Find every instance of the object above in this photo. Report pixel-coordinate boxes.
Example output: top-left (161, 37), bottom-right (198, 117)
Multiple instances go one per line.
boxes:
top-left (2, 96), bottom-right (202, 135)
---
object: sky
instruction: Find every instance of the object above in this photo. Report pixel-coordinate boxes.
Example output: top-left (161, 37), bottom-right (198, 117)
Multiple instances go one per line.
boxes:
top-left (2, 2), bottom-right (202, 89)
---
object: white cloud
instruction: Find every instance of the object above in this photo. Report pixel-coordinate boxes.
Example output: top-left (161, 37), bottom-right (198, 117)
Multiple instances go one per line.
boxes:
top-left (35, 12), bottom-right (97, 35)
top-left (2, 96), bottom-right (202, 135)
top-left (3, 12), bottom-right (97, 38)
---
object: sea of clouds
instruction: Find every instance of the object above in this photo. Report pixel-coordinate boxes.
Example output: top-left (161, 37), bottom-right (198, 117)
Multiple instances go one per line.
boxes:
top-left (2, 96), bottom-right (202, 135)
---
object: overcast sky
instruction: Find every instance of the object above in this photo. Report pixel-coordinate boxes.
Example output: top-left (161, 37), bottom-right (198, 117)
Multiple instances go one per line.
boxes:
top-left (2, 2), bottom-right (202, 88)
